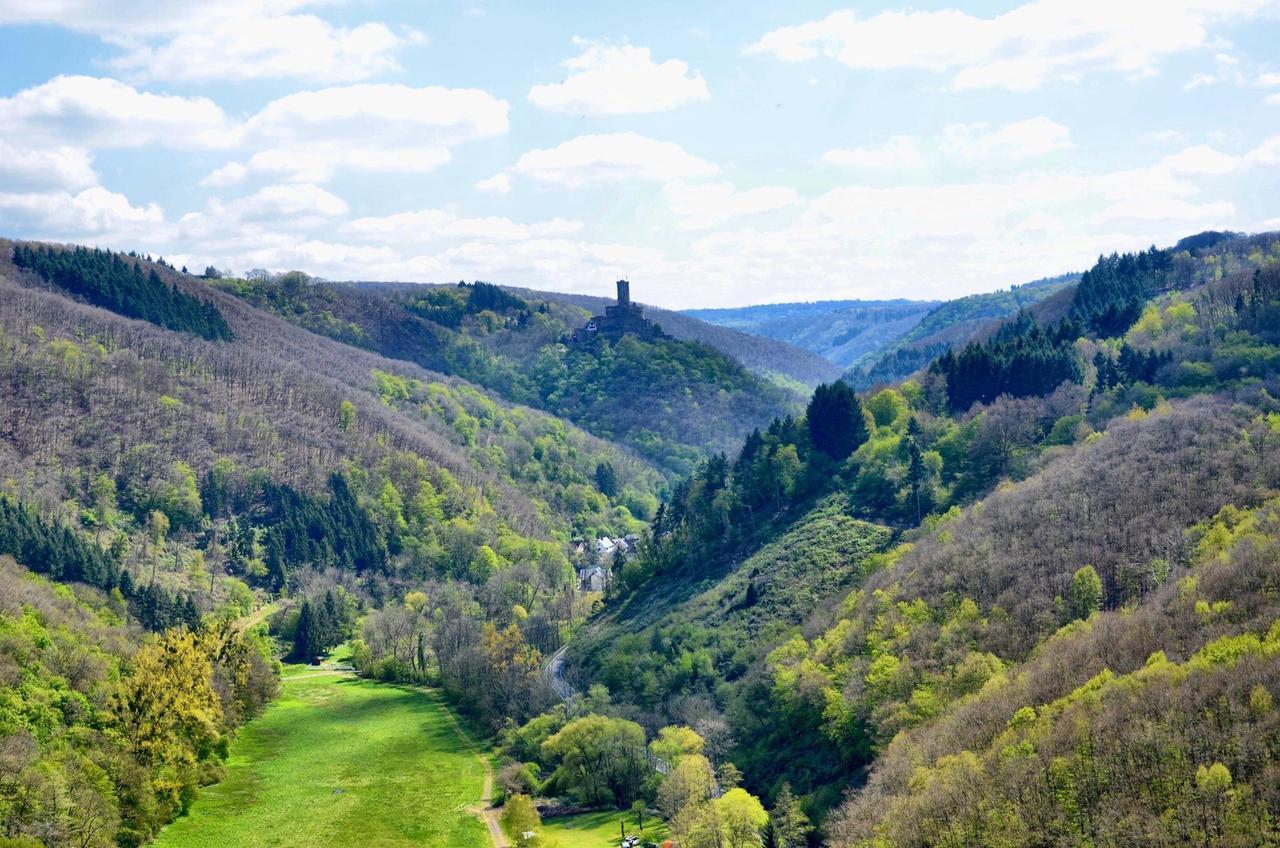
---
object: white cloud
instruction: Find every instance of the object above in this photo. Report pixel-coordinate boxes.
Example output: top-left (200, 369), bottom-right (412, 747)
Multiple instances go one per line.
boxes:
top-left (199, 162), bottom-right (248, 188)
top-left (194, 84), bottom-right (507, 184)
top-left (510, 132), bottom-right (717, 187)
top-left (228, 145), bottom-right (454, 184)
top-left (0, 140), bottom-right (97, 192)
top-left (528, 39), bottom-right (709, 114)
top-left (0, 186), bottom-right (163, 237)
top-left (0, 1), bottom-right (311, 36)
top-left (663, 181), bottom-right (800, 229)
top-left (475, 173), bottom-right (512, 194)
top-left (343, 209), bottom-right (583, 243)
top-left (746, 1), bottom-right (1272, 91)
top-left (109, 16), bottom-right (419, 83)
top-left (0, 75), bottom-right (234, 149)
top-left (245, 84), bottom-right (508, 147)
top-left (942, 117), bottom-right (1073, 159)
top-left (178, 183), bottom-right (348, 241)
top-left (822, 119), bottom-right (1069, 172)
top-left (1268, 92), bottom-right (1280, 105)
top-left (822, 136), bottom-right (924, 170)
top-left (1245, 135), bottom-right (1280, 167)
top-left (1160, 144), bottom-right (1242, 175)
top-left (0, 2), bottom-right (416, 83)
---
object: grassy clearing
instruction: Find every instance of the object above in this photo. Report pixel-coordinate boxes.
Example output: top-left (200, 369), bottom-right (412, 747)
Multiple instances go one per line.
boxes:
top-left (153, 673), bottom-right (487, 848)
top-left (541, 809), bottom-right (669, 848)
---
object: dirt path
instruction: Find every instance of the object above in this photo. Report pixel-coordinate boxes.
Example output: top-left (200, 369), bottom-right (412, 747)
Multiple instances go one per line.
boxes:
top-left (413, 686), bottom-right (507, 848)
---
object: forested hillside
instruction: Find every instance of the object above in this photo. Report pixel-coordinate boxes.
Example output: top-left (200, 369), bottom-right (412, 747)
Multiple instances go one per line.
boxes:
top-left (523, 288), bottom-right (843, 386)
top-left (685, 299), bottom-right (936, 369)
top-left (553, 229), bottom-right (1280, 841)
top-left (6, 227), bottom-right (1280, 848)
top-left (845, 273), bottom-right (1076, 390)
top-left (0, 239), bottom-right (667, 846)
top-left (216, 276), bottom-right (803, 475)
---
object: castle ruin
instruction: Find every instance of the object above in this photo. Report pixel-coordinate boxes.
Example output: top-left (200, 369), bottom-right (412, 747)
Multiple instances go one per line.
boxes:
top-left (570, 280), bottom-right (666, 343)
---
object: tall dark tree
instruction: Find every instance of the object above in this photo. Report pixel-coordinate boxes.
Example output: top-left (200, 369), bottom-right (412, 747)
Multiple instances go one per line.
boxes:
top-left (806, 381), bottom-right (868, 460)
top-left (595, 461), bottom-right (619, 498)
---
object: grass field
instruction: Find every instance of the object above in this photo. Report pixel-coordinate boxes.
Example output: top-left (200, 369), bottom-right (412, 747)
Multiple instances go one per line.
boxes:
top-left (153, 672), bottom-right (488, 848)
top-left (541, 809), bottom-right (669, 848)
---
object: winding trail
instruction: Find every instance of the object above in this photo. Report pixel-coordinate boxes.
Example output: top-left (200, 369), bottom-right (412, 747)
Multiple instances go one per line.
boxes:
top-left (414, 686), bottom-right (508, 848)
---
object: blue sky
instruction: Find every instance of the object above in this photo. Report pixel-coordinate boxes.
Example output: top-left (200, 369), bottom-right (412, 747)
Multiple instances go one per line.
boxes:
top-left (1, 1), bottom-right (1278, 308)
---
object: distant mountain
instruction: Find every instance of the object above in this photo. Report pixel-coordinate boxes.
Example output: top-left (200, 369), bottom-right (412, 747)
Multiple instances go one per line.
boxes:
top-left (683, 299), bottom-right (937, 369)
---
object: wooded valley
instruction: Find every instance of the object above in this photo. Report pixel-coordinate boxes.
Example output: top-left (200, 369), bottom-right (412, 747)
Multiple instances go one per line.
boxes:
top-left (2, 228), bottom-right (1280, 848)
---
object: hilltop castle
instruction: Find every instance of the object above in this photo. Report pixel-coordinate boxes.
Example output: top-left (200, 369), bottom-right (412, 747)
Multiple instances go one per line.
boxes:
top-left (570, 280), bottom-right (666, 343)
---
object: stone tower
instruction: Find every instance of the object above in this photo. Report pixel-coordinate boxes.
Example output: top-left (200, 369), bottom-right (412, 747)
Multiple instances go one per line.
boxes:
top-left (616, 279), bottom-right (631, 306)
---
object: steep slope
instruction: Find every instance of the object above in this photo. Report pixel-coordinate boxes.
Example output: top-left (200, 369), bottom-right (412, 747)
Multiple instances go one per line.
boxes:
top-left (559, 229), bottom-right (1280, 827)
top-left (684, 300), bottom-right (936, 369)
top-left (526, 289), bottom-right (843, 386)
top-left (218, 276), bottom-right (805, 475)
top-left (845, 273), bottom-right (1076, 389)
top-left (0, 237), bottom-right (680, 845)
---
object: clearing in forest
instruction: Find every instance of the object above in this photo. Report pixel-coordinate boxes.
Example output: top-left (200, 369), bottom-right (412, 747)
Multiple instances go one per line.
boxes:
top-left (153, 672), bottom-right (488, 848)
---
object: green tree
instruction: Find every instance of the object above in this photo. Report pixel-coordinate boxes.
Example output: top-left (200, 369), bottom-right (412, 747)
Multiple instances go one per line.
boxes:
top-left (595, 461), bottom-right (619, 498)
top-left (338, 399), bottom-right (357, 431)
top-left (718, 787), bottom-right (768, 848)
top-left (806, 381), bottom-right (868, 460)
top-left (1067, 564), bottom-right (1103, 621)
top-left (500, 794), bottom-right (542, 847)
top-left (542, 715), bottom-right (647, 807)
top-left (768, 783), bottom-right (810, 848)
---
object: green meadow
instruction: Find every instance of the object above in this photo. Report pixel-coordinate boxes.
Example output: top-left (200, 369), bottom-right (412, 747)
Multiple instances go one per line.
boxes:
top-left (153, 672), bottom-right (488, 848)
top-left (540, 809), bottom-right (670, 848)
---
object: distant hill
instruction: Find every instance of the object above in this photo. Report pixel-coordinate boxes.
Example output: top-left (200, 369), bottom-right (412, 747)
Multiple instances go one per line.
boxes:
top-left (844, 273), bottom-right (1078, 388)
top-left (684, 299), bottom-right (937, 369)
top-left (214, 277), bottom-right (805, 476)
top-left (525, 288), bottom-right (844, 387)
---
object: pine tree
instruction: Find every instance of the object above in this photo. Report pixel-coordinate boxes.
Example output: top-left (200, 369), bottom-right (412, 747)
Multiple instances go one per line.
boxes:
top-left (806, 381), bottom-right (868, 460)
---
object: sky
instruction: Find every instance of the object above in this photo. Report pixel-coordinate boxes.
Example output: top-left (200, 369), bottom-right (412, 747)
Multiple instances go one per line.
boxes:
top-left (0, 1), bottom-right (1278, 309)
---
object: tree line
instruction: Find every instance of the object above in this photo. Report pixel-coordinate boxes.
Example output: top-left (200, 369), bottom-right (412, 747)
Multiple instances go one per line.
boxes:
top-left (12, 244), bottom-right (233, 341)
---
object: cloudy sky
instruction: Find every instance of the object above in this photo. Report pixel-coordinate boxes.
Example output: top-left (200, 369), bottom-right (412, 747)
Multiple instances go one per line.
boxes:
top-left (1, 1), bottom-right (1278, 308)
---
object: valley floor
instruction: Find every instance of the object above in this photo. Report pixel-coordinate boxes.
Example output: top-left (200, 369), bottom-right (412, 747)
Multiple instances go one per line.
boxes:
top-left (152, 670), bottom-right (489, 848)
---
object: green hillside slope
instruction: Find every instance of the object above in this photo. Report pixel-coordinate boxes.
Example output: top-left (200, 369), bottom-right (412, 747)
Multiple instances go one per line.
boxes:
top-left (555, 230), bottom-right (1280, 829)
top-left (215, 276), bottom-right (803, 475)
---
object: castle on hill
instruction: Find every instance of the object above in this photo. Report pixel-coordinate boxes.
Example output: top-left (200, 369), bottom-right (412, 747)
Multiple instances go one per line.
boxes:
top-left (570, 280), bottom-right (666, 343)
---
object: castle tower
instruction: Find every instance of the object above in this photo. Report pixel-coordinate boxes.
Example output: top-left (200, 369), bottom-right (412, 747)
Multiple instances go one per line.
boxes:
top-left (616, 279), bottom-right (630, 306)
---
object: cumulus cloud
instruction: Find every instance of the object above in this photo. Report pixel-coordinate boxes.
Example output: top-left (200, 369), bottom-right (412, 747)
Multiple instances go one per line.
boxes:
top-left (0, 186), bottom-right (163, 238)
top-left (663, 181), bottom-right (800, 229)
top-left (0, 2), bottom-right (417, 83)
top-left (343, 209), bottom-right (583, 243)
top-left (194, 84), bottom-right (507, 184)
top-left (528, 39), bottom-right (709, 114)
top-left (0, 140), bottom-right (97, 192)
top-left (823, 118), bottom-right (1070, 172)
top-left (745, 0), bottom-right (1272, 91)
top-left (942, 117), bottom-right (1073, 159)
top-left (177, 184), bottom-right (348, 242)
top-left (510, 132), bottom-right (717, 187)
top-left (109, 16), bottom-right (420, 83)
top-left (822, 136), bottom-right (924, 170)
top-left (0, 75), bottom-right (234, 149)
top-left (475, 173), bottom-right (512, 194)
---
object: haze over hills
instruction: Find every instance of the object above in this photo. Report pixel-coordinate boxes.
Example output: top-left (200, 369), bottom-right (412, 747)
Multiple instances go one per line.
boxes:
top-left (684, 299), bottom-right (937, 369)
